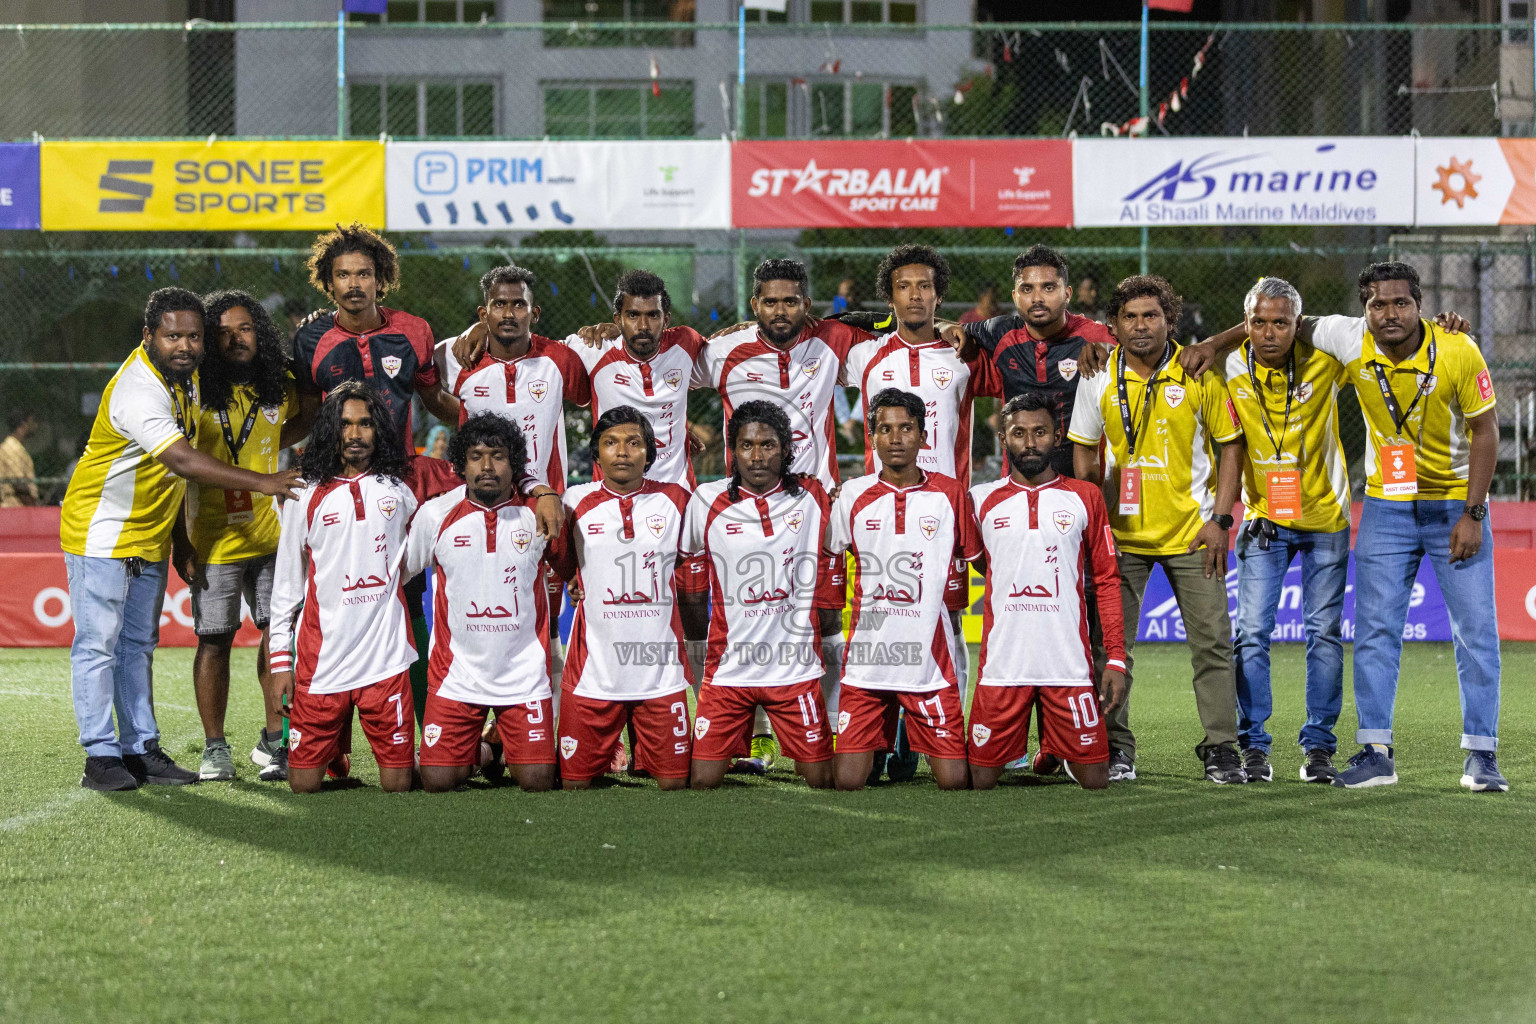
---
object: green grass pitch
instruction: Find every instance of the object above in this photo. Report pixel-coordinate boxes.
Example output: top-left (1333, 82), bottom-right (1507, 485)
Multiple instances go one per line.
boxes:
top-left (1, 643), bottom-right (1532, 1024)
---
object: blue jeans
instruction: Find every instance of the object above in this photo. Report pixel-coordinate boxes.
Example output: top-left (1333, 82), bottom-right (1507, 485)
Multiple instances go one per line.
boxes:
top-left (1233, 524), bottom-right (1349, 754)
top-left (1352, 498), bottom-right (1500, 751)
top-left (65, 554), bottom-right (168, 757)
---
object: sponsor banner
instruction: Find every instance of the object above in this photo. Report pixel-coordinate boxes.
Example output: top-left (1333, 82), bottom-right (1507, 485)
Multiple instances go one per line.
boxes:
top-left (40, 141), bottom-right (383, 231)
top-left (1414, 137), bottom-right (1536, 226)
top-left (386, 140), bottom-right (730, 231)
top-left (0, 143), bottom-right (41, 230)
top-left (1074, 137), bottom-right (1415, 227)
top-left (732, 139), bottom-right (1072, 229)
top-left (0, 554), bottom-right (261, 648)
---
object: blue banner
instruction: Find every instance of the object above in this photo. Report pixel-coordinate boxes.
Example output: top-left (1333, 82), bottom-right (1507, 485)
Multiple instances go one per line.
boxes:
top-left (0, 144), bottom-right (40, 230)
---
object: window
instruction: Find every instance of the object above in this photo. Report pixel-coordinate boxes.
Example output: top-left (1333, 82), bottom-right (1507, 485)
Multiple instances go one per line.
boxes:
top-left (743, 82), bottom-right (789, 137)
top-left (542, 0), bottom-right (696, 47)
top-left (746, 78), bottom-right (916, 137)
top-left (808, 0), bottom-right (918, 24)
top-left (350, 0), bottom-right (496, 22)
top-left (349, 79), bottom-right (497, 137)
top-left (543, 81), bottom-right (695, 137)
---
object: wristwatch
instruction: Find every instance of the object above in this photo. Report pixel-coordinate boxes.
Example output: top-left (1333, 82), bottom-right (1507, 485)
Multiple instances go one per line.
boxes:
top-left (1463, 503), bottom-right (1488, 522)
top-left (1210, 513), bottom-right (1235, 530)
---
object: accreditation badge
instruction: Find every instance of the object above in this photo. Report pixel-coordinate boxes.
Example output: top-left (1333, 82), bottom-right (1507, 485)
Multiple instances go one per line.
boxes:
top-left (1118, 466), bottom-right (1142, 516)
top-left (1265, 470), bottom-right (1302, 521)
top-left (1380, 443), bottom-right (1418, 497)
top-left (224, 488), bottom-right (255, 524)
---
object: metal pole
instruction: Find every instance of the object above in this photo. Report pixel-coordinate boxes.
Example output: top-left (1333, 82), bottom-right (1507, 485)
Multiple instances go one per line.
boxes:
top-left (736, 3), bottom-right (746, 139)
top-left (336, 10), bottom-right (347, 139)
top-left (1138, 2), bottom-right (1150, 274)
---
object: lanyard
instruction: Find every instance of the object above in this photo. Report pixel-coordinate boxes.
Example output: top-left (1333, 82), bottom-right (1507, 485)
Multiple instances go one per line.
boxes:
top-left (1115, 343), bottom-right (1170, 456)
top-left (169, 383), bottom-right (195, 441)
top-left (216, 396), bottom-right (261, 462)
top-left (1371, 329), bottom-right (1437, 441)
top-left (1246, 343), bottom-right (1295, 462)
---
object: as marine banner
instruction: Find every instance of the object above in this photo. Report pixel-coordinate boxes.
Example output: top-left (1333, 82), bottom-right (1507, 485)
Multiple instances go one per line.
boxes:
top-left (1414, 138), bottom-right (1536, 226)
top-left (40, 141), bottom-right (384, 231)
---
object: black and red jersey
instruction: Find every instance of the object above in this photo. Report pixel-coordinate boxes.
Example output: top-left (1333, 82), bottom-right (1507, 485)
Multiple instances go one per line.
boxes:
top-left (291, 306), bottom-right (441, 452)
top-left (965, 312), bottom-right (1115, 477)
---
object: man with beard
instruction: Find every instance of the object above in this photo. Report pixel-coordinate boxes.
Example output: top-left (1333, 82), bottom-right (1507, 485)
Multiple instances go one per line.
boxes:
top-left (968, 394), bottom-right (1126, 791)
top-left (268, 382), bottom-right (420, 794)
top-left (175, 290), bottom-right (305, 781)
top-left (61, 288), bottom-right (301, 792)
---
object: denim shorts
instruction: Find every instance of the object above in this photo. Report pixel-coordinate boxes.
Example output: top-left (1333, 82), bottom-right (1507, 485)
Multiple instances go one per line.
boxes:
top-left (190, 554), bottom-right (275, 636)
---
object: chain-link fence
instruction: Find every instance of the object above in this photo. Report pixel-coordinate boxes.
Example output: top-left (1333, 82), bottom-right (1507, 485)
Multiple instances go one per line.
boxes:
top-left (0, 20), bottom-right (1526, 141)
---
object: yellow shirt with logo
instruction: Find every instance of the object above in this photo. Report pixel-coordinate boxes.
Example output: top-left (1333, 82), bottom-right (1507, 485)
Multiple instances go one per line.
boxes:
top-left (187, 377), bottom-right (299, 565)
top-left (1221, 340), bottom-right (1351, 533)
top-left (61, 346), bottom-right (197, 561)
top-left (1309, 317), bottom-right (1496, 502)
top-left (1068, 350), bottom-right (1244, 557)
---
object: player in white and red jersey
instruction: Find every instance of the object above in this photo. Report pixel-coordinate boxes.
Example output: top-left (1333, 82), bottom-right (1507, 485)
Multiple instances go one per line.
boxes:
top-left (268, 382), bottom-right (419, 793)
top-left (682, 400), bottom-right (843, 790)
top-left (557, 407), bottom-right (709, 790)
top-left (404, 413), bottom-right (573, 793)
top-left (826, 389), bottom-right (982, 791)
top-left (967, 394), bottom-right (1129, 791)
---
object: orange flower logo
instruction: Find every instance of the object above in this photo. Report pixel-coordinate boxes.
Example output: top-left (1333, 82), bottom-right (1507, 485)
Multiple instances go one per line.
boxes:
top-left (1432, 157), bottom-right (1481, 208)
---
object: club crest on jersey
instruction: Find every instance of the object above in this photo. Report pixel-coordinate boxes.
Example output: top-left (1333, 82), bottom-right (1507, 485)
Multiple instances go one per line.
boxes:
top-left (511, 529), bottom-right (532, 553)
top-left (971, 723), bottom-right (991, 746)
top-left (918, 515), bottom-right (939, 540)
top-left (932, 367), bottom-right (954, 390)
top-left (381, 355), bottom-right (402, 378)
top-left (528, 379), bottom-right (550, 402)
top-left (560, 736), bottom-right (578, 759)
top-left (646, 514), bottom-right (668, 539)
top-left (261, 405), bottom-right (281, 425)
top-left (838, 710), bottom-right (850, 734)
top-left (377, 496), bottom-right (399, 520)
top-left (663, 368), bottom-right (683, 390)
top-left (423, 724), bottom-right (442, 747)
top-left (1418, 373), bottom-right (1438, 394)
top-left (1295, 381), bottom-right (1314, 403)
top-left (784, 510), bottom-right (805, 534)
top-left (694, 717), bottom-right (710, 739)
top-left (1053, 509), bottom-right (1076, 534)
top-left (1163, 384), bottom-right (1186, 409)
top-left (1058, 358), bottom-right (1078, 381)
top-left (802, 357), bottom-right (822, 379)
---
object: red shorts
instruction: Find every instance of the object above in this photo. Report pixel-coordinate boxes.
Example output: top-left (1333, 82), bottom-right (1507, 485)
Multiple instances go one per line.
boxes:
top-left (815, 553), bottom-right (847, 611)
top-left (836, 683), bottom-right (966, 760)
top-left (944, 557), bottom-right (970, 613)
top-left (419, 692), bottom-right (556, 767)
top-left (558, 690), bottom-right (692, 781)
top-left (289, 671), bottom-right (415, 770)
top-left (966, 684), bottom-right (1109, 768)
top-left (692, 678), bottom-right (833, 764)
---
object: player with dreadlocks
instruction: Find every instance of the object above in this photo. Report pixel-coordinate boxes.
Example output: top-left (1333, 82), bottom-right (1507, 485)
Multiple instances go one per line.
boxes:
top-left (681, 400), bottom-right (840, 789)
top-left (267, 381), bottom-right (420, 793)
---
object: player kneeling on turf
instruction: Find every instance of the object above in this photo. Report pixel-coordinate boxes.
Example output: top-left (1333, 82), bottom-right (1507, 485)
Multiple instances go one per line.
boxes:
top-left (269, 382), bottom-right (420, 794)
top-left (557, 407), bottom-right (706, 790)
top-left (826, 389), bottom-right (981, 791)
top-left (968, 395), bottom-right (1128, 791)
top-left (404, 413), bottom-right (571, 793)
top-left (683, 401), bottom-right (841, 790)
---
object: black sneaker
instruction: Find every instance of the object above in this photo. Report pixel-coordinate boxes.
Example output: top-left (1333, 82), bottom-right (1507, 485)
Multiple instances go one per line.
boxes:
top-left (1299, 747), bottom-right (1337, 784)
top-left (1203, 744), bottom-right (1249, 784)
top-left (1241, 747), bottom-right (1272, 782)
top-left (122, 741), bottom-right (199, 786)
top-left (81, 755), bottom-right (139, 791)
top-left (258, 744), bottom-right (289, 782)
top-left (1108, 749), bottom-right (1136, 781)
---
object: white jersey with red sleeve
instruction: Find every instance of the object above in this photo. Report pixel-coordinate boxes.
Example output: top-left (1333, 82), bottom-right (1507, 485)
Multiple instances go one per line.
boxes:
top-left (567, 325), bottom-right (704, 488)
top-left (561, 479), bottom-right (694, 700)
top-left (268, 473), bottom-right (419, 695)
top-left (970, 475), bottom-right (1127, 687)
top-left (844, 332), bottom-right (993, 488)
top-left (442, 333), bottom-right (592, 493)
top-left (694, 320), bottom-right (870, 491)
top-left (404, 491), bottom-right (565, 706)
top-left (825, 472), bottom-right (981, 693)
top-left (682, 476), bottom-right (832, 688)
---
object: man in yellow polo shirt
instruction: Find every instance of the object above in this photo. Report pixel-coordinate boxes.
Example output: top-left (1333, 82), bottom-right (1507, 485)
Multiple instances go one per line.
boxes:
top-left (1306, 262), bottom-right (1505, 792)
top-left (1069, 275), bottom-right (1248, 784)
top-left (1220, 278), bottom-right (1352, 786)
top-left (176, 290), bottom-right (303, 782)
top-left (61, 288), bottom-right (301, 793)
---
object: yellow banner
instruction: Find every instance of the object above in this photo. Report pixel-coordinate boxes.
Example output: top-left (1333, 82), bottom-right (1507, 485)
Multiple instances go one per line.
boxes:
top-left (40, 141), bottom-right (383, 231)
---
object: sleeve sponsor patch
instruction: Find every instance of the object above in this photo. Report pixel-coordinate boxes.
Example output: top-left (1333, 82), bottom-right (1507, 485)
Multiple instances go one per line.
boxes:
top-left (1226, 397), bottom-right (1241, 429)
top-left (1476, 368), bottom-right (1494, 402)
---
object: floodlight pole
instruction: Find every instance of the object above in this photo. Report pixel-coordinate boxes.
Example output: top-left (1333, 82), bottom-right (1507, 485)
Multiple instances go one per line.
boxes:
top-left (1138, 1), bottom-right (1149, 274)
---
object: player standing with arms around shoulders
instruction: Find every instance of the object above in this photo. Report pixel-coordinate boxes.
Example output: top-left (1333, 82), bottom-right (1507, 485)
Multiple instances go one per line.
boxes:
top-left (557, 407), bottom-right (707, 790)
top-left (968, 395), bottom-right (1127, 790)
top-left (404, 414), bottom-right (570, 793)
top-left (267, 382), bottom-right (420, 793)
top-left (825, 389), bottom-right (981, 791)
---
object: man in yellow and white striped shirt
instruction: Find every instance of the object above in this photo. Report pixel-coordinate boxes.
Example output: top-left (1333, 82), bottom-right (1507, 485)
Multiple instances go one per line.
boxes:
top-left (60, 288), bottom-right (301, 793)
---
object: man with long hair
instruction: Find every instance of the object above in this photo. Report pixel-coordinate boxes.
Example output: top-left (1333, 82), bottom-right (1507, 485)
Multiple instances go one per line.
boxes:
top-left (175, 290), bottom-right (304, 781)
top-left (267, 381), bottom-right (419, 793)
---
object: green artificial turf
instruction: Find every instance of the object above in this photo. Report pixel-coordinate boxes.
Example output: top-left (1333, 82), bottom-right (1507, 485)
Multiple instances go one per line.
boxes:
top-left (1, 643), bottom-right (1532, 1024)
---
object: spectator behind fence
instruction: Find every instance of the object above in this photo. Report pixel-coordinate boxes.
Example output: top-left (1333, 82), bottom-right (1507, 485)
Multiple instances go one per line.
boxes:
top-left (0, 409), bottom-right (39, 506)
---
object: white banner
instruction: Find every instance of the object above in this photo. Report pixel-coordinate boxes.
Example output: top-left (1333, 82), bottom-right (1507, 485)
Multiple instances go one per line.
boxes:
top-left (386, 140), bottom-right (731, 231)
top-left (1073, 137), bottom-right (1416, 227)
top-left (1414, 137), bottom-right (1533, 226)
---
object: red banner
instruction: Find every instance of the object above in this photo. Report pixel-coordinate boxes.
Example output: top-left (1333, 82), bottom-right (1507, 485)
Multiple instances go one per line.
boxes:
top-left (731, 139), bottom-right (1072, 229)
top-left (0, 553), bottom-right (263, 647)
